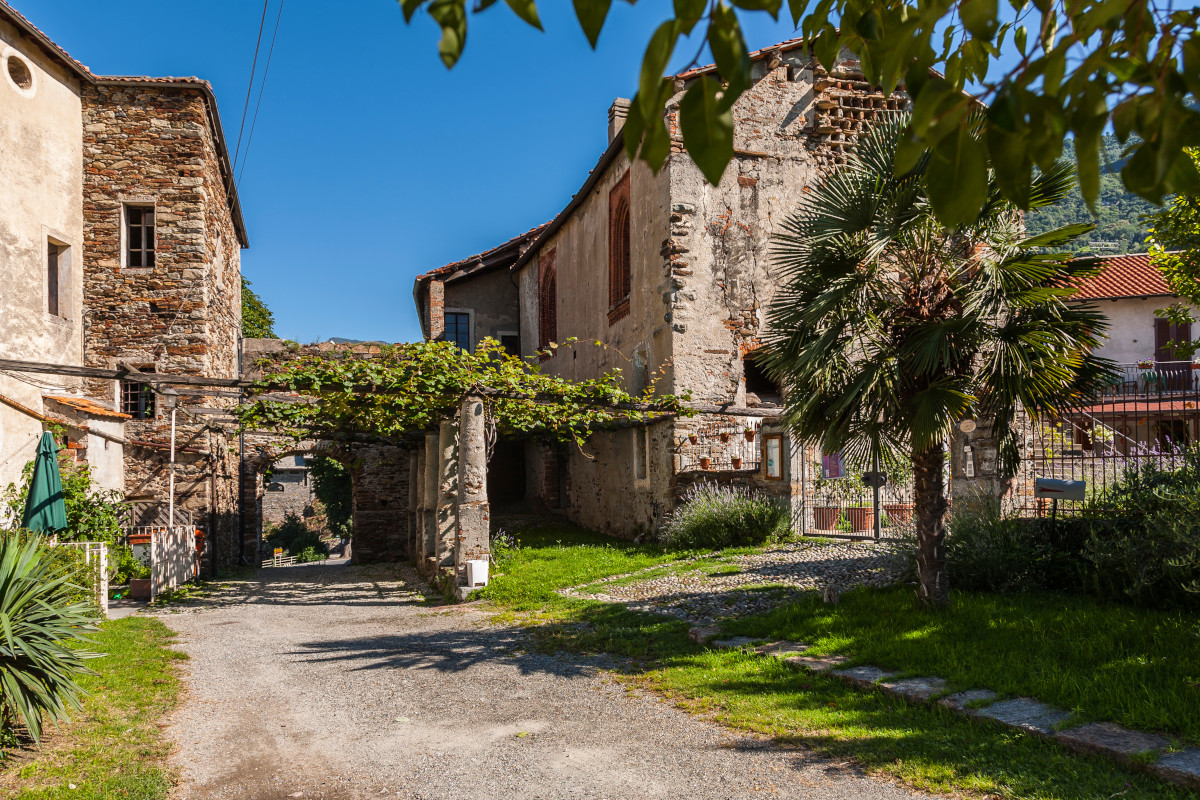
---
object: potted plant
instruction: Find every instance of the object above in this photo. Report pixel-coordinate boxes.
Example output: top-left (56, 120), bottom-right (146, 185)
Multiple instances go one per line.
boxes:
top-left (719, 432), bottom-right (730, 443)
top-left (743, 427), bottom-right (756, 442)
top-left (699, 456), bottom-right (711, 470)
top-left (687, 433), bottom-right (698, 444)
top-left (1137, 359), bottom-right (1154, 369)
top-left (731, 457), bottom-right (743, 469)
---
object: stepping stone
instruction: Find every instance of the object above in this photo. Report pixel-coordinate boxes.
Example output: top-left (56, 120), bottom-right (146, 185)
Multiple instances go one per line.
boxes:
top-left (688, 625), bottom-right (721, 644)
top-left (939, 689), bottom-right (997, 711)
top-left (711, 636), bottom-right (758, 650)
top-left (970, 697), bottom-right (1072, 736)
top-left (785, 654), bottom-right (849, 672)
top-left (832, 665), bottom-right (895, 687)
top-left (754, 641), bottom-right (808, 657)
top-left (1055, 722), bottom-right (1168, 763)
top-left (1152, 748), bottom-right (1200, 788)
top-left (879, 676), bottom-right (948, 702)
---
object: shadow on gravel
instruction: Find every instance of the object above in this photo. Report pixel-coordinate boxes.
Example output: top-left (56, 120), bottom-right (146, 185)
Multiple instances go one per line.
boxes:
top-left (289, 628), bottom-right (603, 678)
top-left (208, 563), bottom-right (427, 610)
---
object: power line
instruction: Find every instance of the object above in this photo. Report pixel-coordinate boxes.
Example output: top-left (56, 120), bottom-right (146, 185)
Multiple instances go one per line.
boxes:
top-left (237, 0), bottom-right (286, 184)
top-left (232, 0), bottom-right (271, 172)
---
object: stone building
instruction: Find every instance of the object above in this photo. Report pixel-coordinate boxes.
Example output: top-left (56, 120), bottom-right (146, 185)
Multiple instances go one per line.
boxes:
top-left (0, 5), bottom-right (248, 566)
top-left (414, 40), bottom-right (908, 536)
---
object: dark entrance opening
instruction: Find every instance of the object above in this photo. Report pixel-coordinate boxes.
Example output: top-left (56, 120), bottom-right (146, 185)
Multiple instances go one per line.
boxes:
top-left (488, 439), bottom-right (527, 510)
top-left (743, 352), bottom-right (783, 407)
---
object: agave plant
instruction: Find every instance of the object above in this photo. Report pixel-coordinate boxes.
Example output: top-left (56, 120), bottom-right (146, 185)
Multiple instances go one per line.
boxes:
top-left (0, 533), bottom-right (100, 741)
top-left (762, 114), bottom-right (1116, 606)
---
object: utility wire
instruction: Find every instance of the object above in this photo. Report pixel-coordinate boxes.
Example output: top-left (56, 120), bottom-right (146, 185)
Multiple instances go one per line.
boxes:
top-left (232, 0), bottom-right (271, 172)
top-left (237, 0), bottom-right (286, 184)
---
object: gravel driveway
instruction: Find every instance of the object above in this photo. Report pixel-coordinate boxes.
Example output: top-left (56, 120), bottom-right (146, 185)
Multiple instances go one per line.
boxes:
top-left (160, 561), bottom-right (926, 800)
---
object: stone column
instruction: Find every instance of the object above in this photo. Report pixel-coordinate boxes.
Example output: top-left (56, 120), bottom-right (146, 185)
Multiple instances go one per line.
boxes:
top-left (422, 432), bottom-right (439, 568)
top-left (407, 448), bottom-right (421, 561)
top-left (455, 395), bottom-right (490, 583)
top-left (435, 419), bottom-right (458, 569)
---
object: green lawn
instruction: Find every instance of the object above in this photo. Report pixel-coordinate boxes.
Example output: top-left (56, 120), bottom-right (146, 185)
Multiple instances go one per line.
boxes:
top-left (0, 617), bottom-right (184, 799)
top-left (481, 519), bottom-right (1199, 800)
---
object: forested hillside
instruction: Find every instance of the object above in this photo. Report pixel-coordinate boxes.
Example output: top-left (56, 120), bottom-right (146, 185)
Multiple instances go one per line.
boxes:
top-left (1024, 135), bottom-right (1160, 255)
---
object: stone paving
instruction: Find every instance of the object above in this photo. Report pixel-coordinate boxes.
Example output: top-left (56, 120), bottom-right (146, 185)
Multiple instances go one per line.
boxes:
top-left (561, 540), bottom-right (907, 624)
top-left (702, 634), bottom-right (1200, 791)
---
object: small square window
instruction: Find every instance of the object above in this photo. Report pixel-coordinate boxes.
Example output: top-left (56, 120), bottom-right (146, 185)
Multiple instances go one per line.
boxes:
top-left (121, 380), bottom-right (155, 419)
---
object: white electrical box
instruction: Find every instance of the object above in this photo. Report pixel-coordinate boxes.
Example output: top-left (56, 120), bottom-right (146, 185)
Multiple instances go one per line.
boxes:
top-left (465, 559), bottom-right (490, 587)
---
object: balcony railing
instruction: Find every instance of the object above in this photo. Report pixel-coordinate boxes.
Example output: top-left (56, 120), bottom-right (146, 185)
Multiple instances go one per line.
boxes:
top-left (1102, 362), bottom-right (1200, 398)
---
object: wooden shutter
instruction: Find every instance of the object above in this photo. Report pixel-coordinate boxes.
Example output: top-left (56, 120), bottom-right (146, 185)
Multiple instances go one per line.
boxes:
top-left (1155, 319), bottom-right (1191, 362)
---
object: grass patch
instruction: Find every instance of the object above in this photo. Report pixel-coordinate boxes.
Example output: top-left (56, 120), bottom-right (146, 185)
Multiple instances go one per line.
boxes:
top-left (482, 518), bottom-right (1198, 799)
top-left (721, 586), bottom-right (1200, 742)
top-left (0, 617), bottom-right (185, 799)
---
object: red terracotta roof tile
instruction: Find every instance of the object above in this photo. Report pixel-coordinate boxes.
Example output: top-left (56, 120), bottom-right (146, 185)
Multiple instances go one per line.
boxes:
top-left (44, 395), bottom-right (131, 420)
top-left (1071, 253), bottom-right (1172, 300)
top-left (416, 223), bottom-right (550, 283)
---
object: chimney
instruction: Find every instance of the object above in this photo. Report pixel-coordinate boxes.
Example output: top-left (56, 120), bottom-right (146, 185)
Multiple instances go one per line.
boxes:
top-left (608, 98), bottom-right (631, 143)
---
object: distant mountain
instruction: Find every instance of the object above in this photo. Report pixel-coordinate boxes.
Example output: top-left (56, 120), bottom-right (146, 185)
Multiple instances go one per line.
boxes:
top-left (1024, 134), bottom-right (1160, 256)
top-left (327, 337), bottom-right (365, 344)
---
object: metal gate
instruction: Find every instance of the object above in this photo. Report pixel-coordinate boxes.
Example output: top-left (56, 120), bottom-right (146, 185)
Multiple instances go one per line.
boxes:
top-left (795, 444), bottom-right (918, 540)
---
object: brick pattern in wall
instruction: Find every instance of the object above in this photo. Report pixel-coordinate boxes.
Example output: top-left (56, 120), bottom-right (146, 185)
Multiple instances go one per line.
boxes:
top-left (351, 444), bottom-right (411, 564)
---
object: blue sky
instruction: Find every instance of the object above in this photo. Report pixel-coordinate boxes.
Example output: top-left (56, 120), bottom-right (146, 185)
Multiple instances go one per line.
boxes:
top-left (19, 1), bottom-right (809, 344)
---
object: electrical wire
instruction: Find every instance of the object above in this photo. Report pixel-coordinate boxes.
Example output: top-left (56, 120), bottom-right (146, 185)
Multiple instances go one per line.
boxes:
top-left (231, 0), bottom-right (272, 172)
top-left (237, 0), bottom-right (286, 184)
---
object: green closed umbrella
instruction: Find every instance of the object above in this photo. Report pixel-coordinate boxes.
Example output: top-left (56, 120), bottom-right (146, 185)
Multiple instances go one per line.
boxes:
top-left (21, 432), bottom-right (67, 533)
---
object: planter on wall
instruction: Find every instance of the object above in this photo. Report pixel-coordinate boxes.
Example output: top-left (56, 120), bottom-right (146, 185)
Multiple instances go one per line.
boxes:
top-left (719, 432), bottom-right (730, 443)
top-left (699, 457), bottom-right (711, 470)
top-left (883, 503), bottom-right (914, 525)
top-left (731, 457), bottom-right (743, 469)
top-left (744, 430), bottom-right (756, 442)
top-left (688, 434), bottom-right (698, 444)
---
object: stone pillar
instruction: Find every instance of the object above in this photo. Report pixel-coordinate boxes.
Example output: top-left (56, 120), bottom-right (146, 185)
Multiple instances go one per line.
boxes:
top-left (407, 449), bottom-right (420, 560)
top-left (414, 445), bottom-right (427, 560)
top-left (422, 432), bottom-right (439, 568)
top-left (455, 395), bottom-right (490, 584)
top-left (435, 419), bottom-right (458, 568)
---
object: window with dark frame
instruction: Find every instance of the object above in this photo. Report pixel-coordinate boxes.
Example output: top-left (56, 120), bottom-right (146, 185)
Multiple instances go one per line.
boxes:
top-left (763, 434), bottom-right (783, 480)
top-left (120, 380), bottom-right (155, 419)
top-left (608, 171), bottom-right (632, 324)
top-left (46, 241), bottom-right (61, 316)
top-left (126, 206), bottom-right (155, 268)
top-left (442, 312), bottom-right (471, 352)
top-left (538, 249), bottom-right (558, 357)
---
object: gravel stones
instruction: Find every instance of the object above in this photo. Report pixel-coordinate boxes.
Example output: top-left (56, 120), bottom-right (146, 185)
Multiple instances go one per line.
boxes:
top-left (562, 540), bottom-right (907, 624)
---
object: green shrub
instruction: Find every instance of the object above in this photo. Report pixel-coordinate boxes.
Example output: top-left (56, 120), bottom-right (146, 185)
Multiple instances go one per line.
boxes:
top-left (661, 482), bottom-right (788, 550)
top-left (295, 546), bottom-right (327, 563)
top-left (265, 512), bottom-right (328, 559)
top-left (0, 533), bottom-right (100, 742)
top-left (938, 450), bottom-right (1200, 607)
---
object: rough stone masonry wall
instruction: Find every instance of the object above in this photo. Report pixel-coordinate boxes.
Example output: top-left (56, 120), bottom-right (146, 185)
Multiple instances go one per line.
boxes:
top-left (81, 83), bottom-right (242, 570)
top-left (350, 444), bottom-right (411, 564)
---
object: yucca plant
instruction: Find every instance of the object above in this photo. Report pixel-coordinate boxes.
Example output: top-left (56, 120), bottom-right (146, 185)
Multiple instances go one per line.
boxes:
top-left (762, 114), bottom-right (1116, 606)
top-left (0, 532), bottom-right (100, 742)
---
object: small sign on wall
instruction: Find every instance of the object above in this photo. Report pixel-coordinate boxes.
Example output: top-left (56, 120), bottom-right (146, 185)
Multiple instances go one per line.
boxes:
top-left (763, 434), bottom-right (783, 480)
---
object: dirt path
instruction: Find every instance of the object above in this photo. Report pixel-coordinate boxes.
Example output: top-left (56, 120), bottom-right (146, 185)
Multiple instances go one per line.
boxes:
top-left (160, 562), bottom-right (927, 800)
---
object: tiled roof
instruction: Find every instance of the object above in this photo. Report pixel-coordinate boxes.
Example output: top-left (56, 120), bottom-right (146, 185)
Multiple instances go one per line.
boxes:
top-left (416, 223), bottom-right (550, 283)
top-left (1071, 253), bottom-right (1173, 300)
top-left (44, 395), bottom-right (131, 420)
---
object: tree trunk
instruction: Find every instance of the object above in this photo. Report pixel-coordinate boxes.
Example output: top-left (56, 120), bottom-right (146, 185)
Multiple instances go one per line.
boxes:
top-left (912, 443), bottom-right (949, 606)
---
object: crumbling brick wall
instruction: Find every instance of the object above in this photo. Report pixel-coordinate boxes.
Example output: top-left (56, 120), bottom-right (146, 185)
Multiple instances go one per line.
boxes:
top-left (349, 444), bottom-right (411, 563)
top-left (80, 82), bottom-right (243, 570)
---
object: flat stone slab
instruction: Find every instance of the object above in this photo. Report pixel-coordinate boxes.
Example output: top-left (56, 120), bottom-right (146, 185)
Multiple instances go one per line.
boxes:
top-left (832, 665), bottom-right (895, 687)
top-left (879, 676), bottom-right (948, 702)
top-left (688, 625), bottom-right (721, 644)
top-left (1152, 748), bottom-right (1200, 788)
top-left (1055, 722), bottom-right (1168, 762)
top-left (786, 654), bottom-right (849, 672)
top-left (754, 641), bottom-right (808, 657)
top-left (711, 636), bottom-right (759, 650)
top-left (971, 697), bottom-right (1072, 736)
top-left (939, 689), bottom-right (998, 711)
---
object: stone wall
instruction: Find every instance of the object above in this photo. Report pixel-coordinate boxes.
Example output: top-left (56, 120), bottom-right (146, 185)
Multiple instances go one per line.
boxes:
top-left (350, 444), bottom-right (411, 564)
top-left (80, 82), bottom-right (244, 570)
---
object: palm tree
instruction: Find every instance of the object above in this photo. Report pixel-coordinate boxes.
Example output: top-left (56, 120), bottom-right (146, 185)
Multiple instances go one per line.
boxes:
top-left (762, 115), bottom-right (1115, 606)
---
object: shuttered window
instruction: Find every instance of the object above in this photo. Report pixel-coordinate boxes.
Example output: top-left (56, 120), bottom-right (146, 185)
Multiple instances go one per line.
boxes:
top-left (1155, 318), bottom-right (1192, 362)
top-left (538, 249), bottom-right (557, 358)
top-left (608, 171), bottom-right (631, 324)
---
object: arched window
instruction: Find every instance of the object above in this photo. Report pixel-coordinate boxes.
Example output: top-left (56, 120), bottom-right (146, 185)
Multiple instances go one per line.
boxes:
top-left (538, 248), bottom-right (557, 357)
top-left (608, 172), bottom-right (631, 323)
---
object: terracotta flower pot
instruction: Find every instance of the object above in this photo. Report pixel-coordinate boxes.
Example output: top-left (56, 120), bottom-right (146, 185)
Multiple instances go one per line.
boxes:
top-left (883, 503), bottom-right (914, 525)
top-left (129, 578), bottom-right (152, 600)
top-left (844, 506), bottom-right (873, 531)
top-left (744, 430), bottom-right (756, 442)
top-left (731, 457), bottom-right (743, 469)
top-left (699, 457), bottom-right (711, 470)
top-left (688, 434), bottom-right (698, 444)
top-left (719, 432), bottom-right (730, 443)
top-left (813, 507), bottom-right (840, 530)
